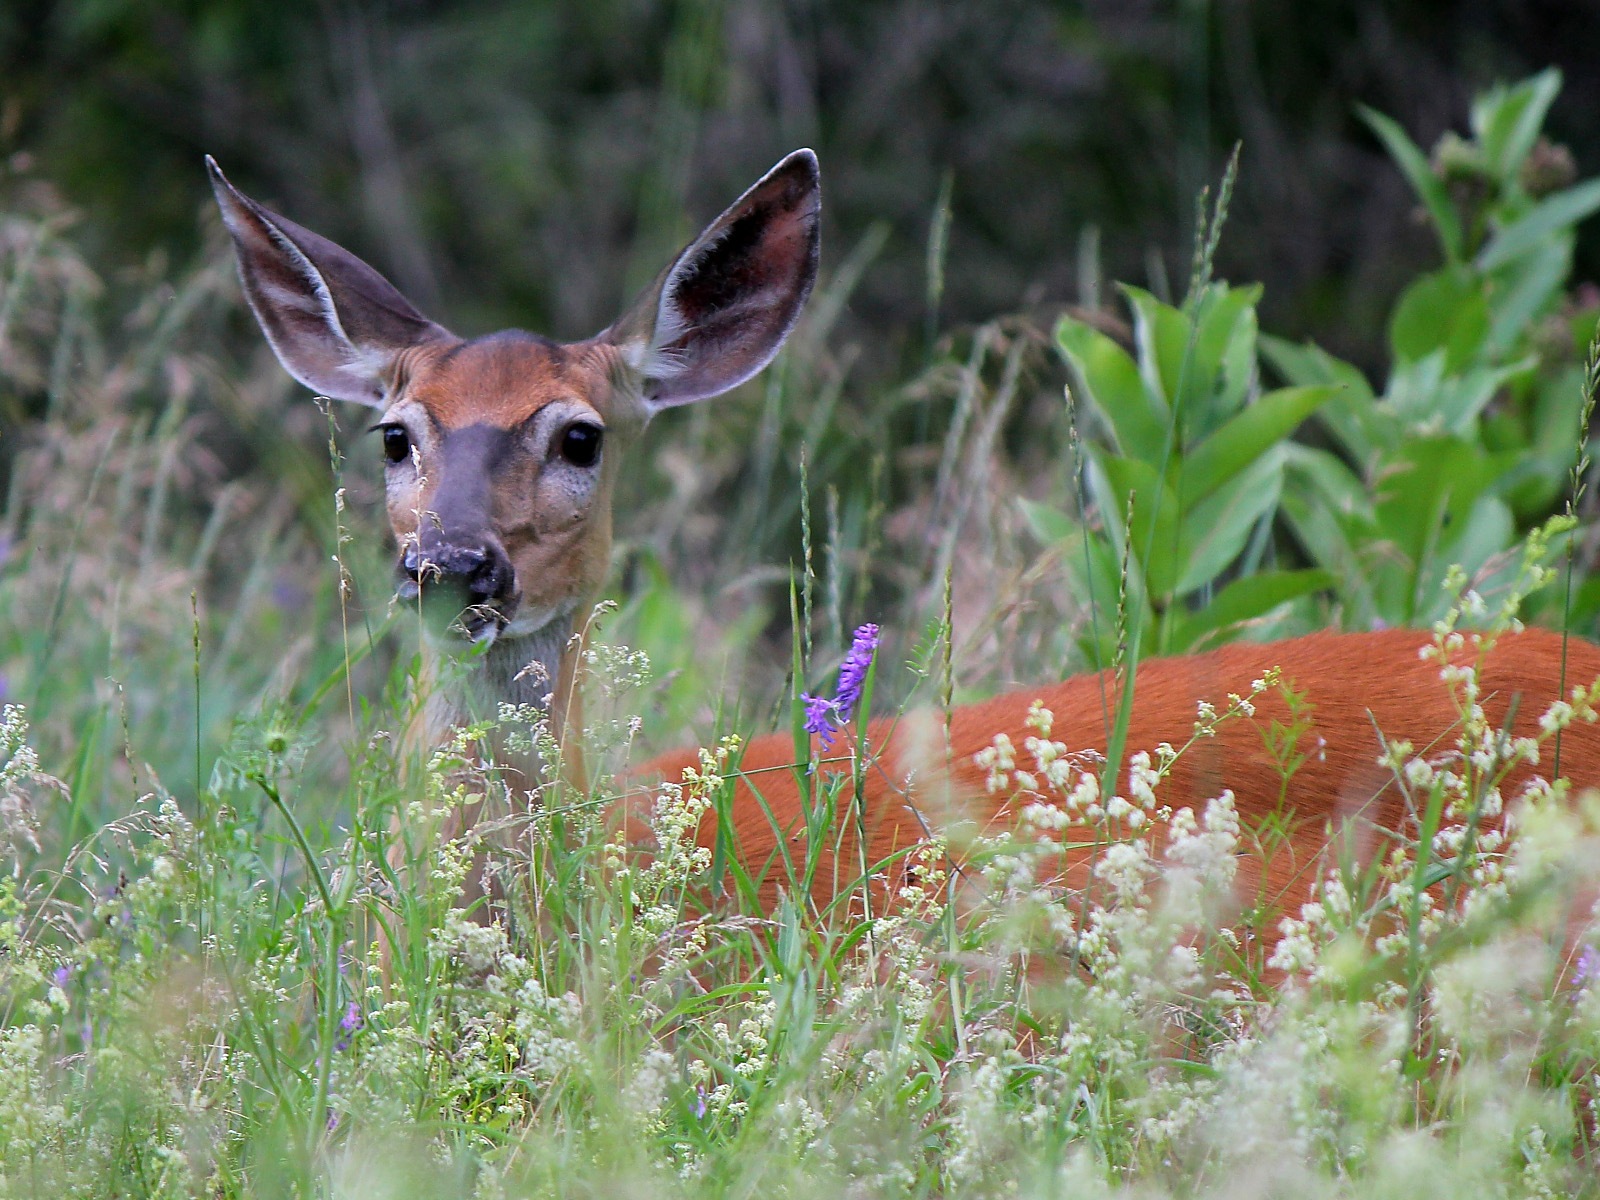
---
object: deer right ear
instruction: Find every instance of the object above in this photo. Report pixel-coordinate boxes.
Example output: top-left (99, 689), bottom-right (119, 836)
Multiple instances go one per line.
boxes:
top-left (207, 157), bottom-right (452, 406)
top-left (606, 149), bottom-right (821, 412)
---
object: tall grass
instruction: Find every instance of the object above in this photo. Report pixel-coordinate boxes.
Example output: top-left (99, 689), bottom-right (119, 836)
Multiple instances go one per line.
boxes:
top-left (6, 120), bottom-right (1600, 1199)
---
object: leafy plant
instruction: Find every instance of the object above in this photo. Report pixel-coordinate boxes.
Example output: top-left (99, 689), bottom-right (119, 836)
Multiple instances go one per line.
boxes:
top-left (1039, 70), bottom-right (1600, 653)
top-left (1271, 69), bottom-right (1600, 628)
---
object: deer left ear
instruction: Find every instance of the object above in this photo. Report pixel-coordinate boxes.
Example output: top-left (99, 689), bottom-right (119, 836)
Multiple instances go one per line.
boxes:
top-left (607, 149), bottom-right (821, 411)
top-left (207, 156), bottom-right (452, 406)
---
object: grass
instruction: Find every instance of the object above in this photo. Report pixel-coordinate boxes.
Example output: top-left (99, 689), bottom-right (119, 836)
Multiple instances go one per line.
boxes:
top-left (6, 155), bottom-right (1600, 1198)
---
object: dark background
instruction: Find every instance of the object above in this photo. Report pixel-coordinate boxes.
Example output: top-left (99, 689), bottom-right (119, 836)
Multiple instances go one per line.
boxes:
top-left (5, 0), bottom-right (1600, 380)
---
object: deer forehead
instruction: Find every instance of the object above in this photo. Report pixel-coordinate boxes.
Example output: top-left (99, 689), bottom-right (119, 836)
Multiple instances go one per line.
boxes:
top-left (395, 332), bottom-right (626, 430)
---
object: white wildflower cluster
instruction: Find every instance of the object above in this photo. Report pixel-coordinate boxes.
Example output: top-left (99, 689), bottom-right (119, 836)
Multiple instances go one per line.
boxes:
top-left (944, 1051), bottom-right (1013, 1186)
top-left (581, 641), bottom-right (652, 696)
top-left (1270, 616), bottom-right (1600, 987)
top-left (1162, 789), bottom-right (1242, 914)
top-left (431, 909), bottom-right (514, 974)
top-left (942, 688), bottom-right (1285, 1177)
top-left (512, 976), bottom-right (585, 1080)
top-left (686, 999), bottom-right (777, 1125)
top-left (615, 736), bottom-right (737, 924)
top-left (834, 839), bottom-right (951, 1035)
top-left (0, 1024), bottom-right (68, 1167)
top-left (495, 701), bottom-right (556, 762)
top-left (0, 704), bottom-right (62, 863)
top-left (968, 685), bottom-right (1267, 960)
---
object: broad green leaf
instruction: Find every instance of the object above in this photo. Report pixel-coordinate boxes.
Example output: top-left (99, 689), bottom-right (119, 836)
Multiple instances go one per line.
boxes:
top-left (1476, 177), bottom-right (1600, 270)
top-left (1359, 105), bottom-right (1463, 263)
top-left (1372, 437), bottom-right (1497, 568)
top-left (1282, 443), bottom-right (1371, 519)
top-left (1192, 283), bottom-right (1262, 427)
top-left (1055, 317), bottom-right (1168, 461)
top-left (1483, 236), bottom-right (1569, 358)
top-left (1281, 444), bottom-right (1378, 622)
top-left (1384, 354), bottom-right (1531, 436)
top-left (1121, 283), bottom-right (1261, 442)
top-left (1090, 454), bottom-right (1178, 599)
top-left (1260, 335), bottom-right (1381, 459)
top-left (1176, 447), bottom-right (1286, 595)
top-left (1121, 285), bottom-right (1193, 413)
top-left (1017, 497), bottom-right (1078, 545)
top-left (1182, 385), bottom-right (1335, 503)
top-left (1279, 495), bottom-right (1377, 627)
top-left (1439, 494), bottom-right (1516, 579)
top-left (1388, 267), bottom-right (1489, 371)
top-left (1400, 493), bottom-right (1516, 624)
top-left (1172, 568), bottom-right (1335, 652)
top-left (1471, 68), bottom-right (1562, 182)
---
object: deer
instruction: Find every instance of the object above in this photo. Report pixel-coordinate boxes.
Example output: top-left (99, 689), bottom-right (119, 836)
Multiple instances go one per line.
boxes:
top-left (208, 149), bottom-right (1600, 963)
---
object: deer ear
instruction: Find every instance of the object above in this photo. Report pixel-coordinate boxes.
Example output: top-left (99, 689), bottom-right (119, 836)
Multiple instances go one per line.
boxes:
top-left (607, 149), bottom-right (820, 411)
top-left (207, 157), bottom-right (452, 406)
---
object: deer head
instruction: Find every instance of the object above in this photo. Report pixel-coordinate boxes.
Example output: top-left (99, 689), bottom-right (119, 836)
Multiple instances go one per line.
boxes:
top-left (209, 151), bottom-right (820, 753)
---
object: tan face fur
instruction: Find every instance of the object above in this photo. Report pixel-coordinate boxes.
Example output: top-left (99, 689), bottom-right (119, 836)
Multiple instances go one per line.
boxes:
top-left (377, 333), bottom-right (642, 641)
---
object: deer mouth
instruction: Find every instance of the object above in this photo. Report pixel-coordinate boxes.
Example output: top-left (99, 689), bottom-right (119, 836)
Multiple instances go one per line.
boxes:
top-left (393, 573), bottom-right (519, 644)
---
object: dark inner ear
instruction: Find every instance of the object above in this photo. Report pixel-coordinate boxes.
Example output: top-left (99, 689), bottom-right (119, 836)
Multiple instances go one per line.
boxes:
top-left (629, 149), bottom-right (820, 408)
top-left (669, 209), bottom-right (772, 328)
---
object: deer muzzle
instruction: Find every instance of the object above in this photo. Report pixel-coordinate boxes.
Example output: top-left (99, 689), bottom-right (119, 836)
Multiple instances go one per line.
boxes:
top-left (398, 537), bottom-right (518, 641)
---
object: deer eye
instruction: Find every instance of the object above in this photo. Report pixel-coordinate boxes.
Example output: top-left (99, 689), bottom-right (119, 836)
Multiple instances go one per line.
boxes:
top-left (559, 422), bottom-right (603, 467)
top-left (379, 425), bottom-right (412, 465)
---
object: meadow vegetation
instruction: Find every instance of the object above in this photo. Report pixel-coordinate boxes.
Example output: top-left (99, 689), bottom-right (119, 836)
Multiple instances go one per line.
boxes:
top-left (4, 71), bottom-right (1600, 1197)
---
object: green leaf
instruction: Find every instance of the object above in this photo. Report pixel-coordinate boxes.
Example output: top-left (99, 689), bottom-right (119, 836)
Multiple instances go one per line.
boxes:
top-left (1017, 497), bottom-right (1078, 545)
top-left (1173, 569), bottom-right (1335, 651)
top-left (1176, 447), bottom-right (1286, 595)
top-left (1372, 437), bottom-right (1497, 567)
top-left (1090, 454), bottom-right (1175, 598)
top-left (1359, 105), bottom-right (1463, 263)
top-left (1385, 354), bottom-right (1532, 436)
top-left (1121, 282), bottom-right (1262, 443)
top-left (1182, 385), bottom-right (1335, 503)
top-left (1282, 443), bottom-right (1370, 515)
top-left (1476, 177), bottom-right (1600, 270)
top-left (1191, 283), bottom-right (1262, 428)
top-left (1281, 445), bottom-right (1380, 624)
top-left (1121, 285), bottom-right (1193, 412)
top-left (1388, 268), bottom-right (1489, 371)
top-left (1438, 494), bottom-right (1515, 583)
top-left (1471, 68), bottom-right (1562, 182)
top-left (1055, 317), bottom-right (1168, 461)
top-left (1483, 237), bottom-right (1569, 358)
top-left (1260, 335), bottom-right (1381, 459)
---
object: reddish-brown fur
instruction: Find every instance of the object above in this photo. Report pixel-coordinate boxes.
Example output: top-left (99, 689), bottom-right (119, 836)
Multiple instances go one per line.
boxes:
top-left (636, 628), bottom-right (1600, 921)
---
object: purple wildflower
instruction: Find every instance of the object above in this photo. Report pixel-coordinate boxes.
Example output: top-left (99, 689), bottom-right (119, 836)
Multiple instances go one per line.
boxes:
top-left (334, 1000), bottom-right (363, 1052)
top-left (834, 624), bottom-right (880, 723)
top-left (51, 965), bottom-right (71, 989)
top-left (801, 692), bottom-right (839, 749)
top-left (691, 1087), bottom-right (708, 1120)
top-left (801, 624), bottom-right (882, 751)
top-left (1576, 944), bottom-right (1600, 992)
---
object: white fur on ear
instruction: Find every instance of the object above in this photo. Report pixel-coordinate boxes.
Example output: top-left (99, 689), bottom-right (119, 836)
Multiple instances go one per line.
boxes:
top-left (208, 156), bottom-right (451, 405)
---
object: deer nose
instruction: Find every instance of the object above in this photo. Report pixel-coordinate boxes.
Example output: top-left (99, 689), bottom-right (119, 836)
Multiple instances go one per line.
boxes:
top-left (402, 541), bottom-right (515, 607)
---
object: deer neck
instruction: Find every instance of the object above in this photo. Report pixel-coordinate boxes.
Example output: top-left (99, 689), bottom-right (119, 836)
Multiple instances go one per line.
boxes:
top-left (419, 604), bottom-right (587, 790)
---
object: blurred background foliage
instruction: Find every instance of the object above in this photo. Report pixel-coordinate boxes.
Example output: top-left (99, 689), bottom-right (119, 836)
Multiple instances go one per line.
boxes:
top-left (6, 0), bottom-right (1600, 370)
